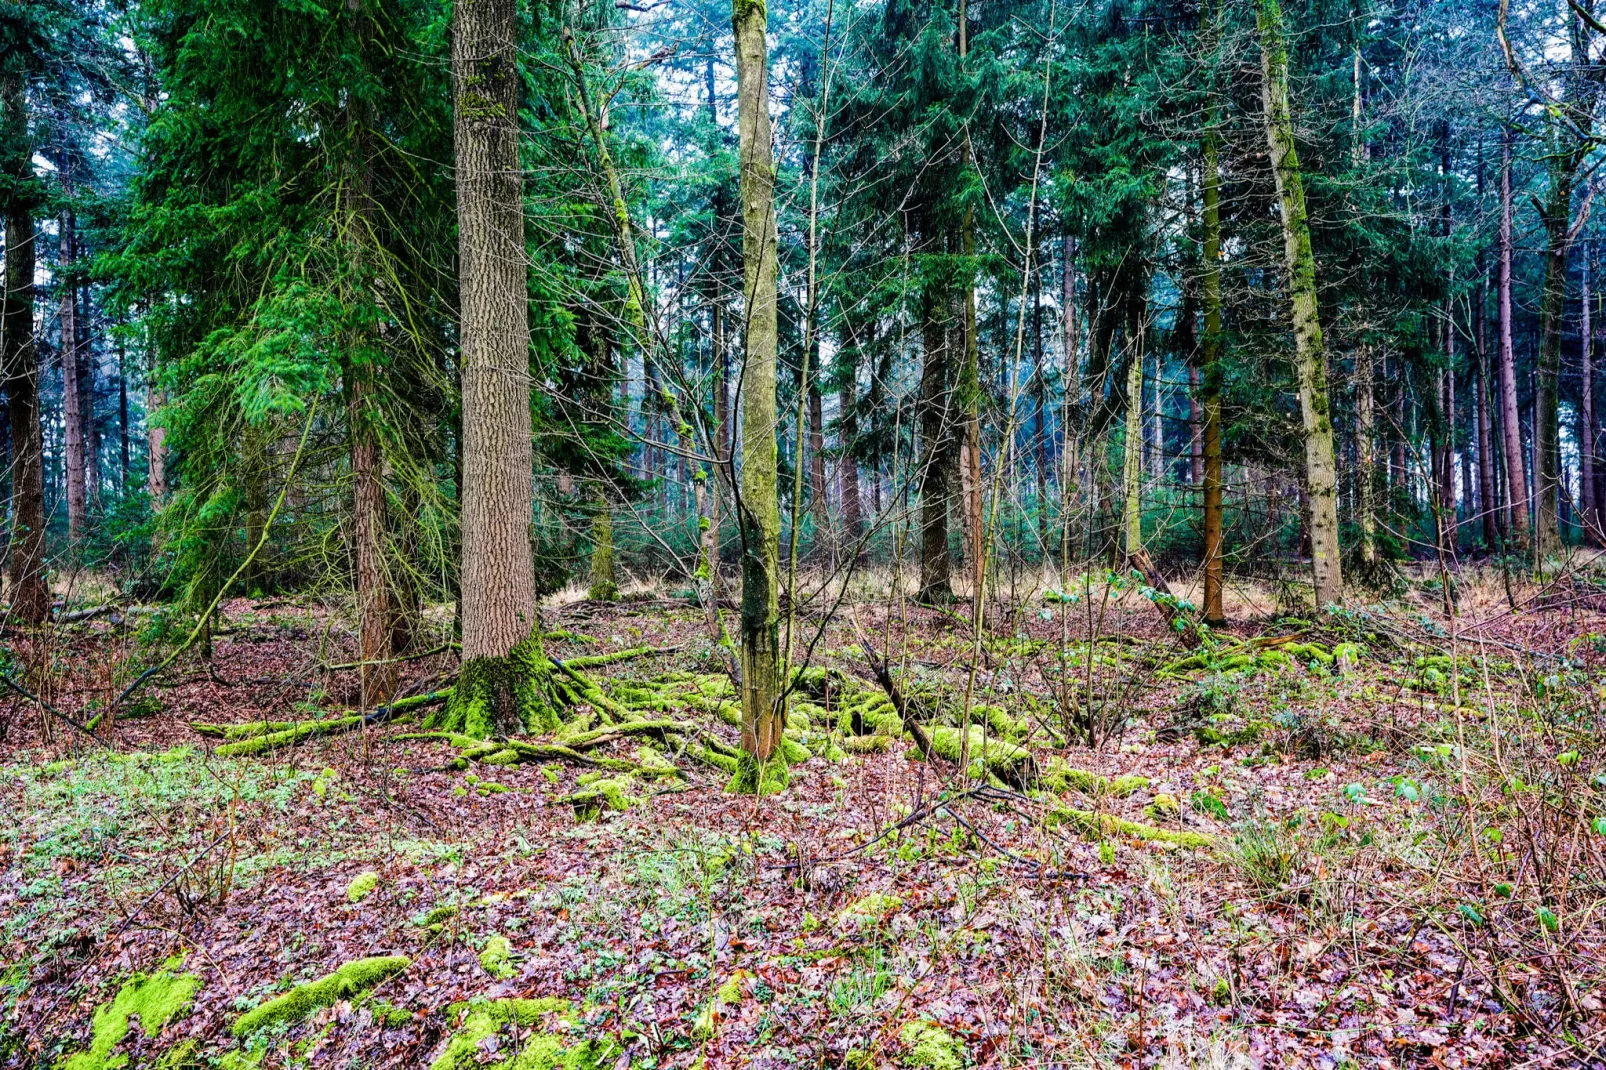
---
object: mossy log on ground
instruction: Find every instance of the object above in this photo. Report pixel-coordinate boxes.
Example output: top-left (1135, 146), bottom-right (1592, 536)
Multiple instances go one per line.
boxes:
top-left (922, 725), bottom-right (1037, 787)
top-left (62, 960), bottom-right (198, 1070)
top-left (432, 998), bottom-right (618, 1070)
top-left (197, 690), bottom-right (450, 756)
top-left (232, 955), bottom-right (409, 1037)
top-left (1038, 757), bottom-right (1149, 797)
top-left (1044, 804), bottom-right (1215, 848)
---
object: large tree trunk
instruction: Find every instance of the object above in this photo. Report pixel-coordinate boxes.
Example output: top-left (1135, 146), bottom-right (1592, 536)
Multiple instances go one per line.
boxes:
top-left (1200, 94), bottom-right (1226, 624)
top-left (444, 0), bottom-right (550, 738)
top-left (1259, 0), bottom-right (1342, 607)
top-left (3, 68), bottom-right (47, 623)
top-left (1497, 129), bottom-right (1529, 547)
top-left (732, 0), bottom-right (784, 793)
top-left (59, 205), bottom-right (86, 546)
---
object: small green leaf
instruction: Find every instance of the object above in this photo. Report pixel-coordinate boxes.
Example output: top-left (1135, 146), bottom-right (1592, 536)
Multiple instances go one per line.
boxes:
top-left (1537, 906), bottom-right (1560, 933)
top-left (1456, 903), bottom-right (1484, 926)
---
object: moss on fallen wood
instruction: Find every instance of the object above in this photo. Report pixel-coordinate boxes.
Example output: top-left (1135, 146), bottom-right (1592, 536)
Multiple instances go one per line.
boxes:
top-left (924, 725), bottom-right (1036, 785)
top-left (1044, 805), bottom-right (1214, 849)
top-left (431, 998), bottom-right (618, 1070)
top-left (1038, 757), bottom-right (1149, 798)
top-left (232, 955), bottom-right (409, 1037)
top-left (62, 958), bottom-right (199, 1070)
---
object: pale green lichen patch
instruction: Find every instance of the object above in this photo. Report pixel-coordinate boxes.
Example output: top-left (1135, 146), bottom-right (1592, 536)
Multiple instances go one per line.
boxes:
top-left (431, 998), bottom-right (618, 1070)
top-left (61, 960), bottom-right (200, 1070)
top-left (346, 871), bottom-right (381, 903)
top-left (899, 1020), bottom-right (964, 1070)
top-left (479, 935), bottom-right (516, 979)
top-left (232, 955), bottom-right (409, 1037)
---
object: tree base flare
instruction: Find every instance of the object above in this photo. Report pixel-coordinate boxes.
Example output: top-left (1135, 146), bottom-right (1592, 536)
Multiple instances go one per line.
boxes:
top-left (725, 750), bottom-right (789, 795)
top-left (433, 631), bottom-right (560, 737)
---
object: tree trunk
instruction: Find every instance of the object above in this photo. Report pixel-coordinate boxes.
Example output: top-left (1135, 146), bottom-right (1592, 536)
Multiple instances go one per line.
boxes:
top-left (444, 0), bottom-right (550, 737)
top-left (1356, 346), bottom-right (1377, 565)
top-left (838, 330), bottom-right (863, 547)
top-left (79, 280), bottom-right (98, 508)
top-left (1582, 248), bottom-right (1597, 542)
top-left (1534, 174), bottom-right (1572, 558)
top-left (117, 330), bottom-right (129, 491)
top-left (1123, 346), bottom-right (1143, 556)
top-left (732, 0), bottom-right (784, 793)
top-left (147, 383), bottom-right (167, 503)
top-left (3, 68), bottom-right (47, 623)
top-left (1200, 94), bottom-right (1226, 624)
top-left (59, 206), bottom-right (86, 545)
top-left (918, 285), bottom-right (955, 603)
top-left (808, 378), bottom-right (827, 552)
top-left (1188, 363), bottom-right (1202, 488)
top-left (1259, 0), bottom-right (1342, 607)
top-left (1497, 129), bottom-right (1529, 547)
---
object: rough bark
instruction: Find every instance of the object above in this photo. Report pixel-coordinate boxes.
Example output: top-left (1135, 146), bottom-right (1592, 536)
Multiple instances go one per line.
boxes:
top-left (1259, 0), bottom-right (1342, 607)
top-left (2, 66), bottom-right (47, 623)
top-left (445, 0), bottom-right (550, 736)
top-left (1534, 174), bottom-right (1572, 557)
top-left (1356, 346), bottom-right (1377, 565)
top-left (1497, 130), bottom-right (1528, 547)
top-left (917, 283), bottom-right (956, 603)
top-left (59, 205), bottom-right (86, 545)
top-left (1582, 249), bottom-right (1597, 541)
top-left (731, 0), bottom-right (785, 793)
top-left (1123, 346), bottom-right (1144, 557)
top-left (1199, 14), bottom-right (1226, 624)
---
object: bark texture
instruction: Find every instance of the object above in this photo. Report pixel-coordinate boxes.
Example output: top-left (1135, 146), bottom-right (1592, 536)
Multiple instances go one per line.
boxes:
top-left (1259, 0), bottom-right (1342, 607)
top-left (1497, 130), bottom-right (1528, 547)
top-left (59, 204), bottom-right (86, 545)
top-left (731, 0), bottom-right (785, 793)
top-left (445, 0), bottom-right (548, 736)
top-left (1200, 104), bottom-right (1225, 623)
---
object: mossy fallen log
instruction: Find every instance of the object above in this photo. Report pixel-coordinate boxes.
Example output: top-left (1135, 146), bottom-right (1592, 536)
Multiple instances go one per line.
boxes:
top-left (1043, 804), bottom-right (1214, 849)
top-left (233, 955), bottom-right (409, 1037)
top-left (200, 689), bottom-right (450, 756)
top-left (1038, 757), bottom-right (1149, 798)
top-left (922, 725), bottom-right (1037, 787)
top-left (432, 998), bottom-right (617, 1070)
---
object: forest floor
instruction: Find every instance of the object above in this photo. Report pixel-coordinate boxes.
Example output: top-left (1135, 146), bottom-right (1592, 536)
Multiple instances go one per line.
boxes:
top-left (1, 566), bottom-right (1604, 1069)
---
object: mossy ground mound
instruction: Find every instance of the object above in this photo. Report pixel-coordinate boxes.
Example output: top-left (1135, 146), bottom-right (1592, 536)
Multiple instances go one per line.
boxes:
top-left (233, 955), bottom-right (409, 1037)
top-left (62, 959), bottom-right (199, 1070)
top-left (432, 998), bottom-right (618, 1070)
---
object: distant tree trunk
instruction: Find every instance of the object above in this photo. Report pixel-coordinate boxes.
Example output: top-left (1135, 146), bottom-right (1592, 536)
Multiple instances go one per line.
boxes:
top-left (117, 330), bottom-right (129, 490)
top-left (705, 302), bottom-right (726, 601)
top-left (1498, 129), bottom-right (1529, 547)
top-left (808, 378), bottom-right (827, 552)
top-left (1200, 89), bottom-right (1225, 624)
top-left (59, 206), bottom-right (86, 545)
top-left (1123, 347), bottom-right (1143, 556)
top-left (1356, 346), bottom-right (1377, 565)
top-left (732, 0), bottom-right (784, 791)
top-left (445, 0), bottom-right (551, 737)
top-left (1188, 364), bottom-right (1202, 488)
top-left (956, 1), bottom-right (983, 606)
top-left (1148, 353), bottom-right (1163, 481)
top-left (1534, 170), bottom-right (1573, 557)
top-left (147, 383), bottom-right (167, 503)
top-left (3, 67), bottom-right (48, 623)
top-left (918, 284), bottom-right (955, 603)
top-left (79, 280), bottom-right (98, 508)
top-left (1259, 0), bottom-right (1343, 607)
top-left (1582, 249), bottom-right (1597, 542)
top-left (582, 320), bottom-right (618, 601)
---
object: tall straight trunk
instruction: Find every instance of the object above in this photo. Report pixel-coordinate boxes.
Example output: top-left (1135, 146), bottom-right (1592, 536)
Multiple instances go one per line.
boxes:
top-left (344, 40), bottom-right (395, 706)
top-left (1498, 129), bottom-right (1529, 546)
top-left (79, 281), bottom-right (98, 506)
top-left (1583, 249), bottom-right (1597, 541)
top-left (807, 380), bottom-right (827, 549)
top-left (838, 329), bottom-right (863, 546)
top-left (1477, 260), bottom-right (1499, 548)
top-left (1199, 0), bottom-right (1226, 623)
top-left (1148, 353), bottom-right (1163, 481)
top-left (956, 0), bottom-right (983, 604)
top-left (1034, 276), bottom-right (1051, 547)
top-left (918, 287), bottom-right (955, 602)
top-left (1534, 172), bottom-right (1573, 557)
top-left (59, 206), bottom-right (86, 544)
top-left (732, 0), bottom-right (784, 790)
top-left (3, 68), bottom-right (47, 623)
top-left (117, 330), bottom-right (129, 490)
top-left (706, 303), bottom-right (727, 601)
top-left (446, 0), bottom-right (549, 737)
top-left (147, 383), bottom-right (167, 502)
top-left (1188, 364), bottom-right (1203, 488)
top-left (1258, 0), bottom-right (1342, 606)
top-left (1356, 346), bottom-right (1377, 564)
top-left (1123, 347), bottom-right (1144, 555)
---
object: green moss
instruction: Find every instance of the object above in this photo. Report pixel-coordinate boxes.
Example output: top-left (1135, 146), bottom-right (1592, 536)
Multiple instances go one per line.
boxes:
top-left (370, 999), bottom-right (415, 1027)
top-left (842, 734), bottom-right (894, 754)
top-left (836, 892), bottom-right (903, 928)
top-left (431, 630), bottom-right (560, 737)
top-left (925, 726), bottom-right (1033, 784)
top-left (1044, 805), bottom-right (1214, 849)
top-left (1039, 758), bottom-right (1149, 797)
top-left (564, 776), bottom-right (640, 820)
top-left (61, 961), bottom-right (200, 1070)
top-left (214, 716), bottom-right (361, 757)
top-left (431, 998), bottom-right (617, 1070)
top-left (779, 735), bottom-right (812, 764)
top-left (726, 750), bottom-right (789, 795)
top-left (346, 871), bottom-right (380, 903)
top-left (232, 955), bottom-right (410, 1037)
top-left (480, 936), bottom-right (516, 979)
top-left (899, 1020), bottom-right (964, 1070)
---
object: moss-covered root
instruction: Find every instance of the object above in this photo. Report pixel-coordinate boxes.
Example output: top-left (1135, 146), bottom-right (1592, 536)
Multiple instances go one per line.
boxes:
top-left (232, 955), bottom-right (409, 1037)
top-left (561, 774), bottom-right (641, 820)
top-left (924, 725), bottom-right (1036, 787)
top-left (1044, 804), bottom-right (1215, 849)
top-left (726, 749), bottom-right (790, 795)
top-left (1038, 757), bottom-right (1149, 798)
top-left (62, 960), bottom-right (199, 1070)
top-left (202, 690), bottom-right (449, 756)
top-left (432, 629), bottom-right (563, 737)
top-left (432, 998), bottom-right (619, 1070)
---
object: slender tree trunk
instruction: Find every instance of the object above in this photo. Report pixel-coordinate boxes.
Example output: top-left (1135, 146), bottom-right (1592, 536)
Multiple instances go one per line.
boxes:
top-left (808, 379), bottom-right (827, 551)
top-left (1188, 364), bottom-right (1202, 488)
top-left (147, 383), bottom-right (167, 503)
top-left (117, 330), bottom-right (129, 491)
top-left (1356, 346), bottom-right (1377, 565)
top-left (1583, 249), bottom-right (1597, 542)
top-left (3, 68), bottom-right (47, 623)
top-left (732, 0), bottom-right (784, 791)
top-left (1534, 173), bottom-right (1572, 557)
top-left (80, 281), bottom-right (98, 508)
top-left (1200, 105), bottom-right (1226, 624)
top-left (1498, 129), bottom-right (1529, 547)
top-left (445, 0), bottom-right (550, 737)
top-left (1123, 345), bottom-right (1143, 556)
top-left (706, 302), bottom-right (726, 602)
top-left (59, 206), bottom-right (86, 545)
top-left (1259, 0), bottom-right (1342, 606)
top-left (918, 287), bottom-right (955, 603)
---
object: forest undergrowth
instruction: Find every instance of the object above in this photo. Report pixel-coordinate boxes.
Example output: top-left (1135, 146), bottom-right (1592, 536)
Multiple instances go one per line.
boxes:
top-left (1, 565), bottom-right (1603, 1070)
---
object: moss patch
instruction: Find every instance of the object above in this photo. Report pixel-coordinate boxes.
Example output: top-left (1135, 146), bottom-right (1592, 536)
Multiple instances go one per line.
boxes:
top-left (431, 997), bottom-right (618, 1070)
top-left (1045, 805), bottom-right (1214, 849)
top-left (61, 960), bottom-right (199, 1070)
top-left (479, 935), bottom-right (516, 979)
top-left (346, 871), bottom-right (380, 903)
top-left (431, 629), bottom-right (559, 737)
top-left (899, 1020), bottom-right (964, 1070)
top-left (232, 955), bottom-right (409, 1037)
top-left (836, 892), bottom-right (903, 929)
